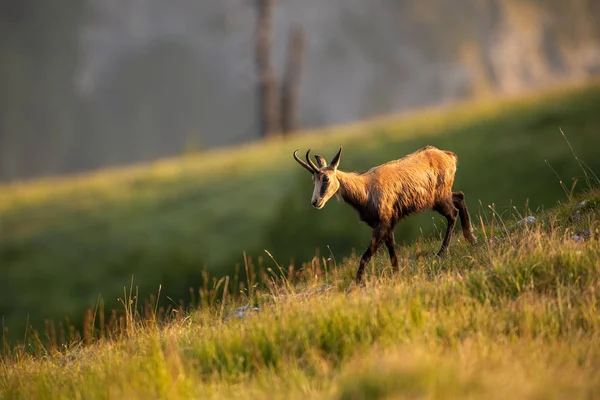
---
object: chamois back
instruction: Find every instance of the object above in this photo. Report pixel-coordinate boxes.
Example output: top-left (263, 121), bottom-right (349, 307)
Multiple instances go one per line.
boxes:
top-left (343, 146), bottom-right (458, 225)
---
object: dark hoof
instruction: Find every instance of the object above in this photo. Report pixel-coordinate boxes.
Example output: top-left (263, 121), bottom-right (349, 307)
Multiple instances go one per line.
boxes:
top-left (353, 277), bottom-right (366, 287)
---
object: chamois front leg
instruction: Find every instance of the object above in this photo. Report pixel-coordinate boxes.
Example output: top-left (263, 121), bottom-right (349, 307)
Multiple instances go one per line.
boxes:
top-left (355, 226), bottom-right (387, 284)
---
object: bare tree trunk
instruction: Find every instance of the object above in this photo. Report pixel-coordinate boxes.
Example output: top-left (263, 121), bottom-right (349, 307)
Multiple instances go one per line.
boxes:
top-left (280, 26), bottom-right (305, 136)
top-left (255, 0), bottom-right (279, 138)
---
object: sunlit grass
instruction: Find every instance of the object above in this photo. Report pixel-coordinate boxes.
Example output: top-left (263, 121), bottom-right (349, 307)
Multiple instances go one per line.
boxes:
top-left (1, 189), bottom-right (599, 399)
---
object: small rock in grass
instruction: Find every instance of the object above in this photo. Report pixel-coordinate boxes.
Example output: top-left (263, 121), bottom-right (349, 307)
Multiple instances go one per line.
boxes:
top-left (569, 200), bottom-right (597, 222)
top-left (577, 200), bottom-right (589, 209)
top-left (571, 230), bottom-right (591, 243)
top-left (489, 236), bottom-right (501, 244)
top-left (227, 305), bottom-right (260, 320)
top-left (518, 216), bottom-right (536, 226)
top-left (569, 212), bottom-right (582, 222)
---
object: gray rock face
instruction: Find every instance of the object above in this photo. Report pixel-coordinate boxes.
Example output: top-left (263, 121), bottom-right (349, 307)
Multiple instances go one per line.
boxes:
top-left (3, 1), bottom-right (600, 181)
top-left (79, 0), bottom-right (600, 147)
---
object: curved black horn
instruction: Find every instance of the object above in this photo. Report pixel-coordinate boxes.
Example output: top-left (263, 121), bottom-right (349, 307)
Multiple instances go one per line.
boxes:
top-left (305, 149), bottom-right (321, 172)
top-left (293, 150), bottom-right (317, 174)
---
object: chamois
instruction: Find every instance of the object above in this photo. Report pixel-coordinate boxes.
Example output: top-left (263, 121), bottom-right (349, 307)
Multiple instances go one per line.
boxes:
top-left (293, 145), bottom-right (477, 283)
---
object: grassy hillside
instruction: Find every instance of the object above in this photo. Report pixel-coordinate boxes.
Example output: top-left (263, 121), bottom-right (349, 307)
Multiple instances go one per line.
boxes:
top-left (1, 188), bottom-right (599, 399)
top-left (1, 80), bottom-right (600, 338)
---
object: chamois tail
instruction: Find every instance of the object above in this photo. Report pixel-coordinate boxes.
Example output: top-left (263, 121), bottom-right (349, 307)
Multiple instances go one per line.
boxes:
top-left (444, 150), bottom-right (459, 165)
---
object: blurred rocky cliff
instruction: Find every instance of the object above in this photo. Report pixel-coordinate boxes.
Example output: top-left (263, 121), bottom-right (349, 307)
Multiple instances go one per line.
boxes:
top-left (1, 0), bottom-right (599, 182)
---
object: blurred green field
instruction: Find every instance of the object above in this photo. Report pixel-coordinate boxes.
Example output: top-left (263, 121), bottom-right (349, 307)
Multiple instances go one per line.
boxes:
top-left (1, 80), bottom-right (600, 337)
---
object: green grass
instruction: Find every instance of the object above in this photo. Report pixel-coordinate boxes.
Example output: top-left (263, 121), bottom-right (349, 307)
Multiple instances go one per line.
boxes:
top-left (1, 80), bottom-right (600, 340)
top-left (1, 188), bottom-right (599, 399)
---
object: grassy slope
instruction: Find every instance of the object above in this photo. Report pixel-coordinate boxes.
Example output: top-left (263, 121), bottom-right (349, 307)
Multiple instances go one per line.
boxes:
top-left (1, 80), bottom-right (600, 338)
top-left (1, 189), bottom-right (599, 399)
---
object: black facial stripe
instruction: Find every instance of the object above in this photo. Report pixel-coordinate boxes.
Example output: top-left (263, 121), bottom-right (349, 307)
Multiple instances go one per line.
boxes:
top-left (320, 181), bottom-right (329, 196)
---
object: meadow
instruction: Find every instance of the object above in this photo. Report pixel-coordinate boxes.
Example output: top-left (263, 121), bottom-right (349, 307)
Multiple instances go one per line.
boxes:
top-left (1, 186), bottom-right (599, 399)
top-left (1, 80), bottom-right (600, 343)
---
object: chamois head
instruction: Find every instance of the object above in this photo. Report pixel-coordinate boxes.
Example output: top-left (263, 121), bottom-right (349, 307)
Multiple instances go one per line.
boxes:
top-left (293, 147), bottom-right (343, 209)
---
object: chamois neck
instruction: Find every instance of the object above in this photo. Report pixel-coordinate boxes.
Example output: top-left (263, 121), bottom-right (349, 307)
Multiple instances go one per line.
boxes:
top-left (336, 170), bottom-right (368, 208)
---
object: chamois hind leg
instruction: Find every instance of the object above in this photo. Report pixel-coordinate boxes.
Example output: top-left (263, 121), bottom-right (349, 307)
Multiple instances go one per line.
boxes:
top-left (452, 191), bottom-right (477, 244)
top-left (384, 231), bottom-right (399, 272)
top-left (434, 198), bottom-right (459, 256)
top-left (355, 227), bottom-right (387, 284)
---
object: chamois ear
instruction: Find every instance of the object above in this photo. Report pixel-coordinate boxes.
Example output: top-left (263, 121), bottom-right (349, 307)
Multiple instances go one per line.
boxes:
top-left (329, 147), bottom-right (343, 170)
top-left (314, 154), bottom-right (327, 168)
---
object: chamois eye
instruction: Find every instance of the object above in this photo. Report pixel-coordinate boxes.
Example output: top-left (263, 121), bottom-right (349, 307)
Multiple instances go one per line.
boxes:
top-left (322, 176), bottom-right (329, 183)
